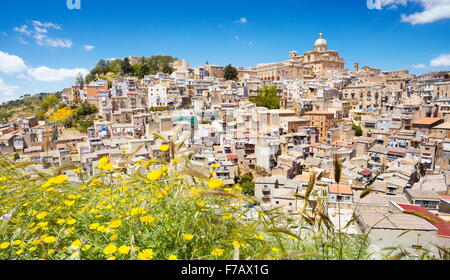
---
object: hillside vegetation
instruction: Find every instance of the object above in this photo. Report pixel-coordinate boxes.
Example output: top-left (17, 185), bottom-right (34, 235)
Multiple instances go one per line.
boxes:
top-left (86, 56), bottom-right (177, 83)
top-left (0, 93), bottom-right (61, 122)
top-left (0, 93), bottom-right (98, 132)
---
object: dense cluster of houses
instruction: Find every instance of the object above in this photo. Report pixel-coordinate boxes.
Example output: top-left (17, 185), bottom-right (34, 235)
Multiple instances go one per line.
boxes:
top-left (1, 34), bottom-right (450, 257)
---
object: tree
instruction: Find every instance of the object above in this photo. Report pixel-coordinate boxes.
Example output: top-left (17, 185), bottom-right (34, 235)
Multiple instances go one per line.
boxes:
top-left (224, 64), bottom-right (238, 80)
top-left (237, 173), bottom-right (255, 196)
top-left (40, 95), bottom-right (59, 111)
top-left (109, 59), bottom-right (123, 73)
top-left (76, 72), bottom-right (85, 88)
top-left (352, 124), bottom-right (363, 136)
top-left (135, 63), bottom-right (151, 79)
top-left (250, 86), bottom-right (280, 109)
top-left (121, 57), bottom-right (133, 75)
top-left (0, 109), bottom-right (12, 122)
top-left (85, 73), bottom-right (96, 84)
top-left (161, 64), bottom-right (174, 74)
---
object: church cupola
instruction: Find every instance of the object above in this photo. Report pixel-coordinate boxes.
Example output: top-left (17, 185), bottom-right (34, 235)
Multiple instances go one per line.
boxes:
top-left (314, 33), bottom-right (328, 52)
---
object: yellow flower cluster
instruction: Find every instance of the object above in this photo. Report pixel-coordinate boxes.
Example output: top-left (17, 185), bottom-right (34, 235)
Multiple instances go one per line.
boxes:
top-left (41, 175), bottom-right (69, 191)
top-left (97, 156), bottom-right (113, 171)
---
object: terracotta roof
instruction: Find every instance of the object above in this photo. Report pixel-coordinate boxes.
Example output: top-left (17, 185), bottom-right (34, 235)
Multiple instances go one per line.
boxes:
top-left (328, 184), bottom-right (353, 195)
top-left (413, 117), bottom-right (443, 126)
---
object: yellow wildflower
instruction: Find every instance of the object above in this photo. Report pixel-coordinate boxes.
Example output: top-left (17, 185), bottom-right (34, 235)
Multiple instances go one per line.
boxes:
top-left (103, 244), bottom-right (117, 255)
top-left (66, 218), bottom-right (77, 225)
top-left (36, 212), bottom-right (48, 220)
top-left (147, 169), bottom-right (163, 181)
top-left (168, 255), bottom-right (178, 260)
top-left (189, 188), bottom-right (203, 198)
top-left (82, 244), bottom-right (91, 252)
top-left (89, 223), bottom-right (100, 230)
top-left (70, 240), bottom-right (82, 250)
top-left (159, 145), bottom-right (169, 152)
top-left (129, 207), bottom-right (147, 216)
top-left (196, 200), bottom-right (206, 207)
top-left (138, 249), bottom-right (154, 260)
top-left (140, 216), bottom-right (155, 225)
top-left (43, 236), bottom-right (57, 243)
top-left (211, 248), bottom-right (224, 257)
top-left (255, 235), bottom-right (265, 241)
top-left (97, 226), bottom-right (108, 233)
top-left (97, 156), bottom-right (113, 171)
top-left (208, 178), bottom-right (223, 190)
top-left (211, 163), bottom-right (220, 169)
top-left (109, 219), bottom-right (122, 229)
top-left (182, 234), bottom-right (194, 241)
top-left (118, 245), bottom-right (131, 255)
top-left (63, 200), bottom-right (75, 207)
top-left (13, 240), bottom-right (22, 246)
top-left (41, 175), bottom-right (69, 190)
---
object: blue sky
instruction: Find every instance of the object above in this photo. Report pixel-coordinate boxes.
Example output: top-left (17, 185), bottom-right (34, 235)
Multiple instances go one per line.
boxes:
top-left (1, 0), bottom-right (450, 102)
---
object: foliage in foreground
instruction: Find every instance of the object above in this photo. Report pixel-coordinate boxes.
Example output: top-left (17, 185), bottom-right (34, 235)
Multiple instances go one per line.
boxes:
top-left (0, 136), bottom-right (385, 260)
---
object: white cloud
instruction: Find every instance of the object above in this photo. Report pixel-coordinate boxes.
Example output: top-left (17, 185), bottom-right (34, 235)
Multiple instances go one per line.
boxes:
top-left (34, 26), bottom-right (48, 34)
top-left (0, 78), bottom-right (19, 97)
top-left (234, 35), bottom-right (240, 40)
top-left (13, 20), bottom-right (72, 48)
top-left (36, 37), bottom-right (73, 48)
top-left (31, 21), bottom-right (61, 30)
top-left (378, 0), bottom-right (450, 24)
top-left (0, 51), bottom-right (88, 82)
top-left (13, 25), bottom-right (32, 36)
top-left (430, 53), bottom-right (450, 66)
top-left (235, 17), bottom-right (248, 24)
top-left (84, 45), bottom-right (94, 51)
top-left (0, 51), bottom-right (28, 74)
top-left (17, 37), bottom-right (28, 45)
top-left (412, 63), bottom-right (426, 68)
top-left (27, 67), bottom-right (89, 82)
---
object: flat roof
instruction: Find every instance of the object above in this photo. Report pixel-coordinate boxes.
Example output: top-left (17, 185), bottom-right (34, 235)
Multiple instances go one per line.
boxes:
top-left (413, 117), bottom-right (443, 126)
top-left (397, 204), bottom-right (450, 237)
top-left (357, 211), bottom-right (436, 231)
top-left (433, 122), bottom-right (450, 130)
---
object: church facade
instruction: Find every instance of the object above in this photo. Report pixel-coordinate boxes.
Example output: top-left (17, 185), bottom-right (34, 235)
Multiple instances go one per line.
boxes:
top-left (256, 33), bottom-right (345, 81)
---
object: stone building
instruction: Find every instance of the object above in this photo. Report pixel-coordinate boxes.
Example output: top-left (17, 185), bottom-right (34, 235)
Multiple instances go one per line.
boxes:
top-left (256, 33), bottom-right (344, 81)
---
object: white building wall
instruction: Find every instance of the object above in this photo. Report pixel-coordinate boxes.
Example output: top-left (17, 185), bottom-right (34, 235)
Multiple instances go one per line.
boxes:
top-left (148, 84), bottom-right (168, 107)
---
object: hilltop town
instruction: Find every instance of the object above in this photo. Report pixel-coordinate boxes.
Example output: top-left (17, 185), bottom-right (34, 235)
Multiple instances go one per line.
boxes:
top-left (1, 33), bottom-right (450, 258)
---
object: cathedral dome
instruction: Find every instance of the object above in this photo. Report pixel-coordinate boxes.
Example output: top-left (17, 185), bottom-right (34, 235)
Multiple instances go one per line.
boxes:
top-left (314, 33), bottom-right (327, 46)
